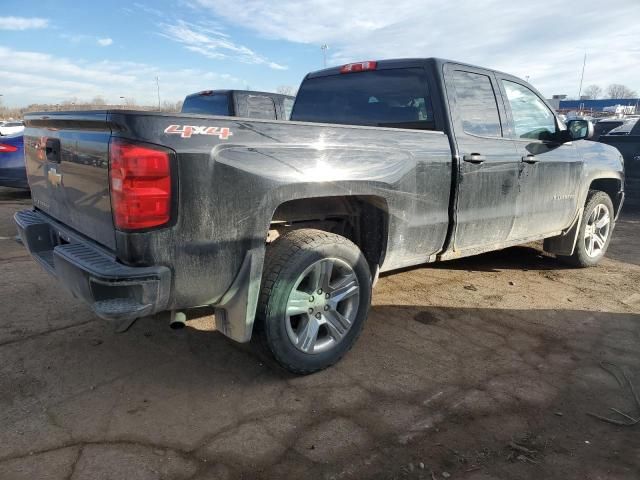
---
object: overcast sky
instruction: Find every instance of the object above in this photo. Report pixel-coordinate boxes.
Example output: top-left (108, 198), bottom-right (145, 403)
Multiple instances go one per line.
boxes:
top-left (1, 0), bottom-right (638, 107)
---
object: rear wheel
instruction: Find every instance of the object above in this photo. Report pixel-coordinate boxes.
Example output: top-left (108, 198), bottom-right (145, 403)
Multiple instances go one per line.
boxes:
top-left (256, 229), bottom-right (372, 374)
top-left (560, 190), bottom-right (614, 267)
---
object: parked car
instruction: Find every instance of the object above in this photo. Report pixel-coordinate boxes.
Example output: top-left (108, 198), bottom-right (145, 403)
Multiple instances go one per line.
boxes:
top-left (600, 119), bottom-right (640, 200)
top-left (182, 90), bottom-right (294, 120)
top-left (0, 121), bottom-right (25, 136)
top-left (0, 134), bottom-right (27, 189)
top-left (15, 58), bottom-right (624, 374)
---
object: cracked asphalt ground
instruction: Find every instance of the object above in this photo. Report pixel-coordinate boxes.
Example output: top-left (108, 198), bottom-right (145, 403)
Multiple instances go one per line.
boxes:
top-left (1, 186), bottom-right (639, 480)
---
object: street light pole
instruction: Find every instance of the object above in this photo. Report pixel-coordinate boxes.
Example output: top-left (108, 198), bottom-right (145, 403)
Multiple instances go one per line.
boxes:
top-left (155, 76), bottom-right (161, 110)
top-left (577, 52), bottom-right (587, 99)
top-left (320, 44), bottom-right (328, 68)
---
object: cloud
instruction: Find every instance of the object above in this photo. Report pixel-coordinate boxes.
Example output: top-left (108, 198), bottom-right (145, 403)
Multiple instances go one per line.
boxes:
top-left (193, 0), bottom-right (640, 97)
top-left (97, 38), bottom-right (113, 46)
top-left (0, 46), bottom-right (245, 106)
top-left (158, 20), bottom-right (287, 70)
top-left (132, 2), bottom-right (166, 17)
top-left (0, 16), bottom-right (49, 30)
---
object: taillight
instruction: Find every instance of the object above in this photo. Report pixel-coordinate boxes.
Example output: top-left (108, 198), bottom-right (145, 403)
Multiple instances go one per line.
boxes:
top-left (340, 61), bottom-right (377, 74)
top-left (109, 138), bottom-right (172, 230)
top-left (0, 143), bottom-right (18, 153)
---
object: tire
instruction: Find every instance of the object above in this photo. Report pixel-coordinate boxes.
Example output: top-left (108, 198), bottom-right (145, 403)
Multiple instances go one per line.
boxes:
top-left (255, 229), bottom-right (372, 374)
top-left (560, 190), bottom-right (615, 267)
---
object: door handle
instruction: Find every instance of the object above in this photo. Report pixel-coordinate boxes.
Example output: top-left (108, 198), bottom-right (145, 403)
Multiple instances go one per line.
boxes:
top-left (463, 153), bottom-right (486, 164)
top-left (521, 154), bottom-right (539, 164)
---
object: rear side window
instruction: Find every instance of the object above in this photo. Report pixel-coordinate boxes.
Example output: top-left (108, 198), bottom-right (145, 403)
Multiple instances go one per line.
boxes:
top-left (452, 71), bottom-right (502, 137)
top-left (238, 95), bottom-right (277, 120)
top-left (291, 68), bottom-right (435, 130)
top-left (181, 93), bottom-right (230, 116)
top-left (502, 81), bottom-right (556, 140)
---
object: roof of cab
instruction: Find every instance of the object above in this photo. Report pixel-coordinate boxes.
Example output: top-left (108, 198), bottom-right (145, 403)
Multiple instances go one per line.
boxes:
top-left (184, 89), bottom-right (295, 100)
top-left (305, 57), bottom-right (517, 82)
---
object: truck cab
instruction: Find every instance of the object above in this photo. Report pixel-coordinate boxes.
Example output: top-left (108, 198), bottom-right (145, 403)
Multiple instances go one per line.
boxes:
top-left (181, 89), bottom-right (295, 120)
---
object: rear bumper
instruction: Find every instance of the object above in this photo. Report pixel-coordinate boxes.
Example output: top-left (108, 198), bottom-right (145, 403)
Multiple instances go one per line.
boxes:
top-left (14, 209), bottom-right (171, 321)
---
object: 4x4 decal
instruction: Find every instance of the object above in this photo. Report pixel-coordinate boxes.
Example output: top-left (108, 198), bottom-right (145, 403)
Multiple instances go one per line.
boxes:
top-left (164, 125), bottom-right (233, 139)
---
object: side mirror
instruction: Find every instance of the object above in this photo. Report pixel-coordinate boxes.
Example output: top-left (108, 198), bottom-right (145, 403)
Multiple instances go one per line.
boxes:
top-left (566, 119), bottom-right (594, 140)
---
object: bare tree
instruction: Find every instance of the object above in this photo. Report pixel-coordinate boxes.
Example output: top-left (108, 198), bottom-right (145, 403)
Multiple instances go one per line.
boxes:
top-left (583, 85), bottom-right (602, 99)
top-left (91, 95), bottom-right (106, 106)
top-left (276, 85), bottom-right (297, 96)
top-left (606, 84), bottom-right (637, 99)
top-left (160, 99), bottom-right (183, 113)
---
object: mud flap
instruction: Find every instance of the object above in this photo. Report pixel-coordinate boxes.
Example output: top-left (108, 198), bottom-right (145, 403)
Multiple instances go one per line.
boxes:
top-left (214, 247), bottom-right (265, 343)
top-left (543, 208), bottom-right (583, 256)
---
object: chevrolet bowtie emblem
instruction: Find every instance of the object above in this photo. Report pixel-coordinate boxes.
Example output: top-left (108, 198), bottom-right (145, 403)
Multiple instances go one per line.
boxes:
top-left (48, 167), bottom-right (62, 187)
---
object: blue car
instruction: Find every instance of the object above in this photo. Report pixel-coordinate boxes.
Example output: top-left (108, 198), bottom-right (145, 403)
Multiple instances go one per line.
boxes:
top-left (0, 134), bottom-right (28, 189)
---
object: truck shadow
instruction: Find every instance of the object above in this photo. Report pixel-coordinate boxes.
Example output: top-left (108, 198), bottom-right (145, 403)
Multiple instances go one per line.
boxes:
top-left (427, 244), bottom-right (568, 272)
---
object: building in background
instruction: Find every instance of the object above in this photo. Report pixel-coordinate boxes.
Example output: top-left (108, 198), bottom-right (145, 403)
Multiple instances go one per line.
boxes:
top-left (557, 98), bottom-right (640, 115)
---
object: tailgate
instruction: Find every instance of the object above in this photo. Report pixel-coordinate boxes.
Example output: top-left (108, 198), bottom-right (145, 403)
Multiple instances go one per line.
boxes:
top-left (24, 112), bottom-right (116, 250)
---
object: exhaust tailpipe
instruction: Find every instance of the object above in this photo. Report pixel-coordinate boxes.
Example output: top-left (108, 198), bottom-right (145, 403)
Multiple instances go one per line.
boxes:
top-left (169, 311), bottom-right (187, 329)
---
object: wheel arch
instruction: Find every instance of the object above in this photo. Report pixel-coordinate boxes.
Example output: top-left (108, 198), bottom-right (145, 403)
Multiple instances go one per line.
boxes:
top-left (268, 194), bottom-right (390, 273)
top-left (544, 178), bottom-right (621, 257)
top-left (588, 177), bottom-right (624, 218)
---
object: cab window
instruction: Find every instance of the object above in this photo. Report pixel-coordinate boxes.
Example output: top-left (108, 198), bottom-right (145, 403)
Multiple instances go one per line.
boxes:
top-left (502, 81), bottom-right (556, 141)
top-left (451, 70), bottom-right (502, 138)
top-left (244, 95), bottom-right (277, 120)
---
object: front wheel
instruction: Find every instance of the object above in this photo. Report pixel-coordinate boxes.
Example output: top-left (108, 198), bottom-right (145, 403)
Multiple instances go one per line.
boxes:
top-left (560, 190), bottom-right (614, 267)
top-left (255, 229), bottom-right (372, 374)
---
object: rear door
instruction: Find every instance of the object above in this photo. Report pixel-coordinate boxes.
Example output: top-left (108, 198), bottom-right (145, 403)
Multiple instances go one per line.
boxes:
top-left (497, 77), bottom-right (582, 239)
top-left (24, 112), bottom-right (116, 249)
top-left (444, 64), bottom-right (520, 251)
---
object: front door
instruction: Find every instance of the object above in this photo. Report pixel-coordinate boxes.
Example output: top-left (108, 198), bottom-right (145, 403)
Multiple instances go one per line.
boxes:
top-left (444, 64), bottom-right (520, 252)
top-left (496, 78), bottom-right (583, 239)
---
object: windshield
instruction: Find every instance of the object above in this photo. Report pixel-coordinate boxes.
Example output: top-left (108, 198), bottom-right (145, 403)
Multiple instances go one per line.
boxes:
top-left (291, 68), bottom-right (435, 130)
top-left (181, 93), bottom-right (230, 115)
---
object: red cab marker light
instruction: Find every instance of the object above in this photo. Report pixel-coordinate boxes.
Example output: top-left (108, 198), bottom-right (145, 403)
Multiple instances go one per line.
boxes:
top-left (0, 143), bottom-right (18, 153)
top-left (340, 61), bottom-right (377, 74)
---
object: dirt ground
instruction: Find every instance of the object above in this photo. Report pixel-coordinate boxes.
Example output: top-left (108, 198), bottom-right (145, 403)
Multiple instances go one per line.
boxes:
top-left (0, 186), bottom-right (639, 480)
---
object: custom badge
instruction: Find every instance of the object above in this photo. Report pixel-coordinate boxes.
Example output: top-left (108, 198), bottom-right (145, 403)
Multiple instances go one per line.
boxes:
top-left (164, 125), bottom-right (233, 140)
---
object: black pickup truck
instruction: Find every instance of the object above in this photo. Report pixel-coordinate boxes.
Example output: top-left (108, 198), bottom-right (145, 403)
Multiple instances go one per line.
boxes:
top-left (181, 89), bottom-right (294, 120)
top-left (599, 119), bottom-right (640, 201)
top-left (16, 58), bottom-right (625, 374)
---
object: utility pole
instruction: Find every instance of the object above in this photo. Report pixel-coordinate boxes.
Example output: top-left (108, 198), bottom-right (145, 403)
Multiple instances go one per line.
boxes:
top-left (155, 76), bottom-right (161, 110)
top-left (577, 52), bottom-right (587, 99)
top-left (320, 44), bottom-right (328, 68)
